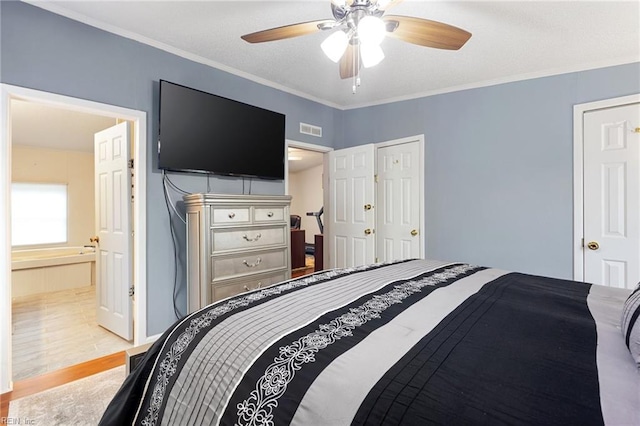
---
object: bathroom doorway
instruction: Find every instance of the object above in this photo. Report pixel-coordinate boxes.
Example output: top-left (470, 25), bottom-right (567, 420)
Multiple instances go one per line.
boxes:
top-left (10, 100), bottom-right (134, 380)
top-left (0, 84), bottom-right (148, 392)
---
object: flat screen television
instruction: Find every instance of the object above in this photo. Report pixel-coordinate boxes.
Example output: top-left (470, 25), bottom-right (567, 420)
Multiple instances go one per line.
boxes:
top-left (158, 80), bottom-right (286, 179)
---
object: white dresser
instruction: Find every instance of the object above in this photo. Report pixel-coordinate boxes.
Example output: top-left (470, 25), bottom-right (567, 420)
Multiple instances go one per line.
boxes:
top-left (184, 193), bottom-right (292, 313)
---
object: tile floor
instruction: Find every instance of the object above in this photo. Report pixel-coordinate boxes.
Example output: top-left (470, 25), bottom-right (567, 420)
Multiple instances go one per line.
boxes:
top-left (11, 285), bottom-right (134, 381)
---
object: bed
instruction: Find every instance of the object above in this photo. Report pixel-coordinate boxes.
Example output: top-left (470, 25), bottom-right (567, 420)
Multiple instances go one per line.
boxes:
top-left (99, 259), bottom-right (640, 425)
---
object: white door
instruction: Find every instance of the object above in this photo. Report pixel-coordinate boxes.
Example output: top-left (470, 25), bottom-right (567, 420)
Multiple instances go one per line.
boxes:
top-left (376, 141), bottom-right (422, 262)
top-left (94, 122), bottom-right (133, 339)
top-left (583, 102), bottom-right (640, 288)
top-left (326, 144), bottom-right (375, 268)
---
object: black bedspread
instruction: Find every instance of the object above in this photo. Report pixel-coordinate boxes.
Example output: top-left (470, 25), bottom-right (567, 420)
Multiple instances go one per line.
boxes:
top-left (99, 259), bottom-right (638, 426)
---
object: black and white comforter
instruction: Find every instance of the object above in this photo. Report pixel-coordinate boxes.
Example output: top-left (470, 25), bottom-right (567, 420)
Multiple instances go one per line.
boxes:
top-left (100, 259), bottom-right (640, 425)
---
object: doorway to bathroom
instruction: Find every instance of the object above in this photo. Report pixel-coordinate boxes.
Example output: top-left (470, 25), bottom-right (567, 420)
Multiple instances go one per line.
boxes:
top-left (10, 100), bottom-right (134, 380)
top-left (0, 84), bottom-right (148, 392)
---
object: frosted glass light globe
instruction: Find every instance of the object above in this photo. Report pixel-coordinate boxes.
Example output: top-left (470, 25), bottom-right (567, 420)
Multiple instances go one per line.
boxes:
top-left (361, 43), bottom-right (385, 68)
top-left (357, 16), bottom-right (386, 46)
top-left (321, 31), bottom-right (349, 63)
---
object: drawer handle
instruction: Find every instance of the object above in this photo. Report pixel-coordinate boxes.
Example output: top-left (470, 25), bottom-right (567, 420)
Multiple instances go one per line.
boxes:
top-left (243, 282), bottom-right (263, 292)
top-left (228, 212), bottom-right (236, 219)
top-left (267, 211), bottom-right (274, 218)
top-left (242, 233), bottom-right (262, 242)
top-left (243, 257), bottom-right (262, 268)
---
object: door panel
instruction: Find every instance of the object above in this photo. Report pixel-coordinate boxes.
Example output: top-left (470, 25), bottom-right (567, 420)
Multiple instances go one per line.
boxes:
top-left (327, 145), bottom-right (375, 268)
top-left (376, 142), bottom-right (422, 263)
top-left (583, 103), bottom-right (640, 288)
top-left (94, 121), bottom-right (133, 339)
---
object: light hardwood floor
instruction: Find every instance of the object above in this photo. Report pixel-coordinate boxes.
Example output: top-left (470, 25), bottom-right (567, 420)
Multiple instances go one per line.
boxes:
top-left (11, 285), bottom-right (134, 381)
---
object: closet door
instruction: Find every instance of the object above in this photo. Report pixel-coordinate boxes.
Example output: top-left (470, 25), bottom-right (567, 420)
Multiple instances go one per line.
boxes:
top-left (583, 102), bottom-right (640, 288)
top-left (376, 141), bottom-right (422, 263)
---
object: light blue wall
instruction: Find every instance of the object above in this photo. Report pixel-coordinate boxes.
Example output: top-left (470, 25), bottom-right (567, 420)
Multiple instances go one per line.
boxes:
top-left (341, 63), bottom-right (640, 279)
top-left (1, 1), bottom-right (338, 335)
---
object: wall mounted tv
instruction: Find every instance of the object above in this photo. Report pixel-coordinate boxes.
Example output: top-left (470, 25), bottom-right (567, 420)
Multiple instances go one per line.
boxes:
top-left (158, 80), bottom-right (286, 179)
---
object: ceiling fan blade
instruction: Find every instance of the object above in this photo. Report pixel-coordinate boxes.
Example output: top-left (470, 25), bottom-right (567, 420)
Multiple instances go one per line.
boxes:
top-left (339, 43), bottom-right (361, 79)
top-left (383, 15), bottom-right (471, 50)
top-left (377, 0), bottom-right (404, 11)
top-left (241, 20), bottom-right (335, 43)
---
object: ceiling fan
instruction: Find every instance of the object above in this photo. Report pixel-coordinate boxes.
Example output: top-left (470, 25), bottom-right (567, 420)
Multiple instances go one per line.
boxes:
top-left (241, 0), bottom-right (472, 92)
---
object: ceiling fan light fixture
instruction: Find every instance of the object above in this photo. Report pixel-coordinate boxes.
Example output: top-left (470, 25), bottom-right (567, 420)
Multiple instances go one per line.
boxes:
top-left (361, 43), bottom-right (385, 68)
top-left (357, 16), bottom-right (386, 46)
top-left (321, 30), bottom-right (349, 62)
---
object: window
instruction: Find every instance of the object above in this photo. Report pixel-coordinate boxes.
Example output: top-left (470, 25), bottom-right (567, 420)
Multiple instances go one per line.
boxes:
top-left (11, 183), bottom-right (68, 246)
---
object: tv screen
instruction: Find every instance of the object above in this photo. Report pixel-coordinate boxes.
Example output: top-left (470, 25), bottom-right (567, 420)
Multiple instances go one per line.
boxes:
top-left (158, 80), bottom-right (286, 179)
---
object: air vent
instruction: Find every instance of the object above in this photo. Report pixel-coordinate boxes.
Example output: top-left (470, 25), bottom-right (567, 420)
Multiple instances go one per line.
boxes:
top-left (300, 122), bottom-right (322, 138)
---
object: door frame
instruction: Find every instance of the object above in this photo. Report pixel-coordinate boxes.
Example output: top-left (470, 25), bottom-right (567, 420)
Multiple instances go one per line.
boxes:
top-left (572, 93), bottom-right (640, 281)
top-left (284, 139), bottom-right (333, 196)
top-left (0, 84), bottom-right (148, 393)
top-left (285, 139), bottom-right (333, 269)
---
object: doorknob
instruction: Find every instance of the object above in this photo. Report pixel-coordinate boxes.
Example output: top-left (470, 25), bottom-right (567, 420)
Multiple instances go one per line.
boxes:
top-left (410, 229), bottom-right (418, 237)
top-left (90, 236), bottom-right (100, 244)
top-left (364, 204), bottom-right (372, 211)
top-left (364, 228), bottom-right (372, 235)
top-left (587, 241), bottom-right (600, 251)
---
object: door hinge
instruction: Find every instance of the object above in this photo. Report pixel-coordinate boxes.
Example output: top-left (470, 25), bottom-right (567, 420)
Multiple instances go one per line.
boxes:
top-left (128, 159), bottom-right (134, 169)
top-left (129, 285), bottom-right (135, 297)
top-left (375, 257), bottom-right (379, 263)
top-left (374, 174), bottom-right (378, 183)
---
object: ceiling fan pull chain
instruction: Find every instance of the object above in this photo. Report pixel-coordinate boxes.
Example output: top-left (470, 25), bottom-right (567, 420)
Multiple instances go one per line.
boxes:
top-left (352, 44), bottom-right (358, 93)
top-left (352, 42), bottom-right (362, 94)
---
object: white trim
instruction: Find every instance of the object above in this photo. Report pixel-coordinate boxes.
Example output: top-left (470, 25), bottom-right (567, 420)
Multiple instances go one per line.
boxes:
top-left (284, 139), bottom-right (333, 195)
top-left (0, 85), bottom-right (12, 395)
top-left (572, 93), bottom-right (640, 282)
top-left (373, 135), bottom-right (426, 259)
top-left (345, 57), bottom-right (640, 110)
top-left (23, 1), bottom-right (639, 111)
top-left (0, 84), bottom-right (148, 393)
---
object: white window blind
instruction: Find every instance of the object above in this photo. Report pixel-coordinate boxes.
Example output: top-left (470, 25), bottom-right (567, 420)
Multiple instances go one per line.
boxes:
top-left (11, 183), bottom-right (68, 246)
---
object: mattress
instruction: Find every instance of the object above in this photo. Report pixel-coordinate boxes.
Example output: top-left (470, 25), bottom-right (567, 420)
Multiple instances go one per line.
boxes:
top-left (99, 259), bottom-right (640, 425)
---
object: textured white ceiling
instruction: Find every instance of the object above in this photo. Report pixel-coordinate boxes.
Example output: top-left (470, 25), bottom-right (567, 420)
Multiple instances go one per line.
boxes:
top-left (28, 1), bottom-right (640, 109)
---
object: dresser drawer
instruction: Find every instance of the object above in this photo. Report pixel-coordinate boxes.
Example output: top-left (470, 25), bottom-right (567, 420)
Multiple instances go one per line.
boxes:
top-left (211, 226), bottom-right (286, 253)
top-left (211, 248), bottom-right (288, 282)
top-left (212, 271), bottom-right (288, 302)
top-left (211, 207), bottom-right (251, 225)
top-left (254, 206), bottom-right (285, 223)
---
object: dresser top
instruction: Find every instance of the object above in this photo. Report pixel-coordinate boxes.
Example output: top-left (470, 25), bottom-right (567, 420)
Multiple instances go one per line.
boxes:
top-left (183, 193), bottom-right (291, 206)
